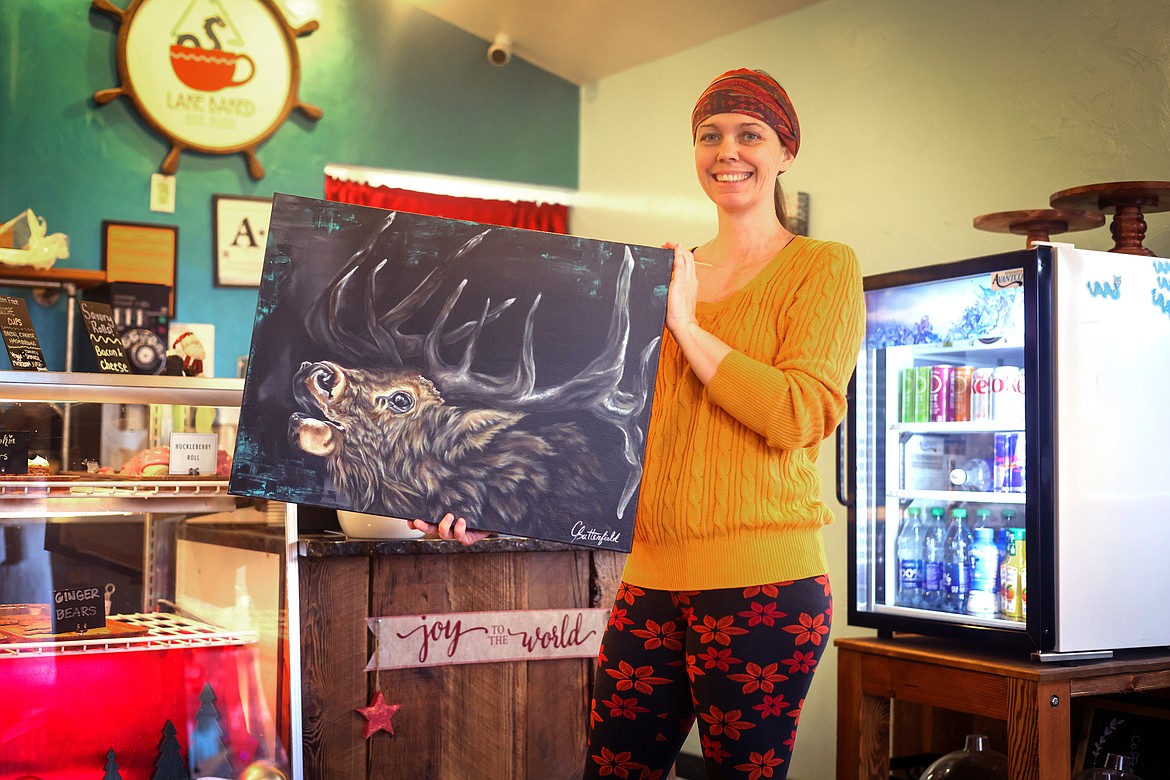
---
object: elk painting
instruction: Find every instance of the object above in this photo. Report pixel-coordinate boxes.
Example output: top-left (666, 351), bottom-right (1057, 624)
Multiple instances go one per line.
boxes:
top-left (229, 193), bottom-right (673, 551)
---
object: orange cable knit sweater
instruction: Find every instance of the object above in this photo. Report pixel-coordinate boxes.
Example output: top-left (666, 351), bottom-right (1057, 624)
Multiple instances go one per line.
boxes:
top-left (623, 236), bottom-right (866, 590)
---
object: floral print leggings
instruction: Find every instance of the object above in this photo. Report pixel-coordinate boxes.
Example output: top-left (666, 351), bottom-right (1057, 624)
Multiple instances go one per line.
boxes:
top-left (584, 576), bottom-right (832, 780)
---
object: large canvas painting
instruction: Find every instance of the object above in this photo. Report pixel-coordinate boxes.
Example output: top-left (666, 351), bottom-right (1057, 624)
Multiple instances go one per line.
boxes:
top-left (229, 194), bottom-right (673, 552)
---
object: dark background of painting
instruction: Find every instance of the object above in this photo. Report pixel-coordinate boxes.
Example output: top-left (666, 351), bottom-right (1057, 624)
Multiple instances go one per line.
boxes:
top-left (230, 194), bottom-right (673, 550)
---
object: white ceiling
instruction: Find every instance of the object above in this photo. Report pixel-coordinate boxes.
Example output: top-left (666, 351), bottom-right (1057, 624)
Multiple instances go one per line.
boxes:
top-left (404, 0), bottom-right (823, 85)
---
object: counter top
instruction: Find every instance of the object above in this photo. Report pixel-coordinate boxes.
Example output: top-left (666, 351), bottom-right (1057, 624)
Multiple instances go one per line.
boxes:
top-left (297, 532), bottom-right (590, 558)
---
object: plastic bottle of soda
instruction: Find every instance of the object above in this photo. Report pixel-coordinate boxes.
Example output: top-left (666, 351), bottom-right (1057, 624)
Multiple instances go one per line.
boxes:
top-left (896, 506), bottom-right (925, 608)
top-left (967, 527), bottom-right (999, 618)
top-left (942, 507), bottom-right (973, 614)
top-left (999, 528), bottom-right (1026, 620)
top-left (1021, 556), bottom-right (1028, 620)
top-left (921, 506), bottom-right (947, 610)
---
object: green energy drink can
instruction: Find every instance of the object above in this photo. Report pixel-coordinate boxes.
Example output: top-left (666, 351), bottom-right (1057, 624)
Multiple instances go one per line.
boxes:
top-left (913, 365), bottom-right (931, 423)
top-left (900, 368), bottom-right (916, 422)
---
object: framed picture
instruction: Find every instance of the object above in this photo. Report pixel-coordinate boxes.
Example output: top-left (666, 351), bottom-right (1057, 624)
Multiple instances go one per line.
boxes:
top-left (212, 194), bottom-right (273, 287)
top-left (1075, 698), bottom-right (1170, 777)
top-left (229, 193), bottom-right (674, 551)
top-left (101, 219), bottom-right (177, 294)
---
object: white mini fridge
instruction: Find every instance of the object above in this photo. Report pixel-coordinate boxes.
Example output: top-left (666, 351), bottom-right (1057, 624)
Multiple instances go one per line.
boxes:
top-left (842, 244), bottom-right (1170, 658)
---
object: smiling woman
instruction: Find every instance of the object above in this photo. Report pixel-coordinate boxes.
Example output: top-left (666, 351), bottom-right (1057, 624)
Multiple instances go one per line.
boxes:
top-left (582, 68), bottom-right (866, 780)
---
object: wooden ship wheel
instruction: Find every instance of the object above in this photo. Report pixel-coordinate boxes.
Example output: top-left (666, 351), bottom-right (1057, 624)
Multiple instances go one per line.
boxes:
top-left (91, 0), bottom-right (322, 179)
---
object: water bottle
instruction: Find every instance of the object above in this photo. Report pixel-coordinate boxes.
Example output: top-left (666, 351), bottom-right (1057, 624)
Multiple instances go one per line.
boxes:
top-left (921, 506), bottom-right (947, 610)
top-left (896, 506), bottom-right (925, 608)
top-left (949, 458), bottom-right (993, 492)
top-left (943, 507), bottom-right (973, 614)
top-left (967, 527), bottom-right (999, 617)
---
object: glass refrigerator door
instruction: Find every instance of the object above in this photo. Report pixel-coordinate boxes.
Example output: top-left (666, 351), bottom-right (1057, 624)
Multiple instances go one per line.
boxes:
top-left (854, 262), bottom-right (1028, 634)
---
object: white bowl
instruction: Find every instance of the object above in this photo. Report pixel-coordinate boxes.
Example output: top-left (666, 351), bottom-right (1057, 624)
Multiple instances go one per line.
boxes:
top-left (336, 510), bottom-right (426, 540)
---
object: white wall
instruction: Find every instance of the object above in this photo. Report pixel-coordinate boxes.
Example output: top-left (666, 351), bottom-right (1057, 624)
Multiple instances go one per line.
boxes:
top-left (576, 1), bottom-right (1170, 776)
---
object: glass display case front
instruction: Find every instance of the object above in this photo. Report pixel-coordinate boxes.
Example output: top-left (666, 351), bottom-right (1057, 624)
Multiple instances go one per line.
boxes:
top-left (0, 371), bottom-right (291, 780)
top-left (849, 246), bottom-right (1170, 657)
top-left (853, 266), bottom-right (1028, 634)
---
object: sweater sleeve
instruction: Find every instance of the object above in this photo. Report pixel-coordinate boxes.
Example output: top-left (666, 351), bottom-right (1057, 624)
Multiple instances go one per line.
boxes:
top-left (707, 241), bottom-right (866, 449)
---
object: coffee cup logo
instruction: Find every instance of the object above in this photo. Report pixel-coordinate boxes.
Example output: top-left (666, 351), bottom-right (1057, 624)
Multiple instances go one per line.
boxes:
top-left (170, 44), bottom-right (255, 92)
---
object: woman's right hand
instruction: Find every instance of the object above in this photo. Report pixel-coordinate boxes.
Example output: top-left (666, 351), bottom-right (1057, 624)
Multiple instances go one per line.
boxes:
top-left (660, 241), bottom-right (730, 386)
top-left (663, 241), bottom-right (700, 340)
top-left (408, 513), bottom-right (491, 546)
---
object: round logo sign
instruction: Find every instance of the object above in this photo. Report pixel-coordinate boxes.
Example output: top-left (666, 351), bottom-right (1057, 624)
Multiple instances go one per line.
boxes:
top-left (93, 0), bottom-right (322, 178)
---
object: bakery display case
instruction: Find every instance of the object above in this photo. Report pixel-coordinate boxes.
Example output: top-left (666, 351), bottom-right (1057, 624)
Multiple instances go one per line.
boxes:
top-left (0, 371), bottom-right (292, 780)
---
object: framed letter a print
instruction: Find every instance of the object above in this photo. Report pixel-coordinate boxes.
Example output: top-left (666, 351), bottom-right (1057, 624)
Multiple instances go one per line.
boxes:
top-left (213, 194), bottom-right (272, 287)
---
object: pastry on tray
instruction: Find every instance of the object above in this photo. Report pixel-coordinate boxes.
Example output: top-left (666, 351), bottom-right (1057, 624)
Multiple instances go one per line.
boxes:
top-left (0, 613), bottom-right (149, 643)
top-left (117, 445), bottom-right (233, 477)
top-left (26, 456), bottom-right (51, 476)
top-left (0, 605), bottom-right (53, 644)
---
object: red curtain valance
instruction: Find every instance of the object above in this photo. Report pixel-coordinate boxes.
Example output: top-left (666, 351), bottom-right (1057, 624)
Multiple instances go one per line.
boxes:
top-left (325, 175), bottom-right (570, 234)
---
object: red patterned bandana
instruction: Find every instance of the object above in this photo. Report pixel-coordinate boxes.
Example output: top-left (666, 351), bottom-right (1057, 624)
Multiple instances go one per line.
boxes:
top-left (691, 68), bottom-right (800, 157)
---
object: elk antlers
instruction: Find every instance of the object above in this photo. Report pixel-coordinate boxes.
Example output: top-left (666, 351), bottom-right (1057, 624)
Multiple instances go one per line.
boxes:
top-left (304, 214), bottom-right (660, 517)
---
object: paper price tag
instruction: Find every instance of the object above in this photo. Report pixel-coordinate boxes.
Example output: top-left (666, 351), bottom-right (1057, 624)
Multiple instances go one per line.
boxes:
top-left (168, 432), bottom-right (218, 475)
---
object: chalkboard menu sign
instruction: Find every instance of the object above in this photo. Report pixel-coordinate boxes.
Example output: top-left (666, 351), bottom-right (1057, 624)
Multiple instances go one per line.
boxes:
top-left (0, 295), bottom-right (47, 371)
top-left (1077, 700), bottom-right (1170, 778)
top-left (0, 431), bottom-right (29, 475)
top-left (78, 300), bottom-right (131, 373)
top-left (51, 585), bottom-right (107, 634)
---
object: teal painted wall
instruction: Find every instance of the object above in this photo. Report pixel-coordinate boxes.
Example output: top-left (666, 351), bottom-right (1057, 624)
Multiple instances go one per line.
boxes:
top-left (0, 0), bottom-right (579, 376)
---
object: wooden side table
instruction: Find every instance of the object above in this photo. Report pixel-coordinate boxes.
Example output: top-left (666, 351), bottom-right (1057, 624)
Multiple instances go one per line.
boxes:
top-left (835, 635), bottom-right (1170, 780)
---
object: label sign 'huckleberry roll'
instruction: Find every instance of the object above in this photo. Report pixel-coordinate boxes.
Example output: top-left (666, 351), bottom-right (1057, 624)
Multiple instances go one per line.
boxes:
top-left (168, 432), bottom-right (219, 475)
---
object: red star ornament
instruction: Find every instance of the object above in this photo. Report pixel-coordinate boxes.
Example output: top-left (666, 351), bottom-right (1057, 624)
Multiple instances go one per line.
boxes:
top-left (356, 691), bottom-right (402, 739)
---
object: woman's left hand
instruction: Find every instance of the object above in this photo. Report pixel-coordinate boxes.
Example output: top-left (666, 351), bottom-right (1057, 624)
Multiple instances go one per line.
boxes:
top-left (408, 513), bottom-right (491, 546)
top-left (663, 241), bottom-right (699, 340)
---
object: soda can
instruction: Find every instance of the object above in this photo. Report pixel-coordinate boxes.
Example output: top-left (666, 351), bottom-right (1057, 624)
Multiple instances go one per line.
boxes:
top-left (1009, 430), bottom-right (1026, 493)
top-left (950, 366), bottom-right (974, 422)
top-left (900, 368), bottom-right (915, 422)
top-left (929, 365), bottom-right (954, 422)
top-left (913, 365), bottom-right (931, 423)
top-left (971, 367), bottom-right (994, 421)
top-left (994, 432), bottom-right (1022, 493)
top-left (991, 365), bottom-right (1023, 421)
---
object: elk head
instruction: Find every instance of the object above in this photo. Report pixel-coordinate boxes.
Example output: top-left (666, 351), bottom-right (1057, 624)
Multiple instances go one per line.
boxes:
top-left (297, 213), bottom-right (660, 518)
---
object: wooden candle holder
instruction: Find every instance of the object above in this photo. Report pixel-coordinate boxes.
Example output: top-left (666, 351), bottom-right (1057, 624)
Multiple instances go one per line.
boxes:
top-left (973, 208), bottom-right (1105, 248)
top-left (1050, 180), bottom-right (1170, 256)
